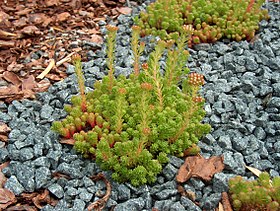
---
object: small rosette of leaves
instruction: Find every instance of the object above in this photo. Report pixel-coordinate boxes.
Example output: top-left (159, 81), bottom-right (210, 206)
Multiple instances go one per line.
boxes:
top-left (229, 173), bottom-right (280, 211)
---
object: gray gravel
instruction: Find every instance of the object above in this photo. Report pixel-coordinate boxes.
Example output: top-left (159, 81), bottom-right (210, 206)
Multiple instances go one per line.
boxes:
top-left (0, 1), bottom-right (279, 210)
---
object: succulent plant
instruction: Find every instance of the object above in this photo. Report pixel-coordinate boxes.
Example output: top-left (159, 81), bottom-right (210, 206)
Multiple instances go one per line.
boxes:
top-left (228, 172), bottom-right (280, 211)
top-left (51, 25), bottom-right (211, 186)
top-left (134, 0), bottom-right (270, 45)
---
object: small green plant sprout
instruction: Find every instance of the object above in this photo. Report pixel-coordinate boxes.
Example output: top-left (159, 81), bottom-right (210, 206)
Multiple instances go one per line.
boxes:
top-left (51, 25), bottom-right (211, 186)
top-left (228, 172), bottom-right (280, 211)
top-left (134, 0), bottom-right (270, 45)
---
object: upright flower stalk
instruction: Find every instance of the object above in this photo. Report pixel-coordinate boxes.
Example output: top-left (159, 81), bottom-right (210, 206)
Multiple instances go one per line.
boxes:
top-left (72, 53), bottom-right (87, 112)
top-left (131, 25), bottom-right (145, 76)
top-left (143, 40), bottom-right (166, 111)
top-left (106, 25), bottom-right (118, 92)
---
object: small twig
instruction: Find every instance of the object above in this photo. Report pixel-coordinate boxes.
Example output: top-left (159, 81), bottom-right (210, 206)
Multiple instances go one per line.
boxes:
top-left (56, 52), bottom-right (76, 67)
top-left (36, 59), bottom-right (55, 79)
top-left (32, 51), bottom-right (81, 80)
top-left (87, 173), bottom-right (112, 211)
top-left (221, 192), bottom-right (233, 211)
top-left (0, 30), bottom-right (19, 40)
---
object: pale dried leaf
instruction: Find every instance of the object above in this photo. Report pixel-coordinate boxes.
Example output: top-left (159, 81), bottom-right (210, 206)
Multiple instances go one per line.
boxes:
top-left (245, 165), bottom-right (262, 177)
top-left (37, 59), bottom-right (55, 79)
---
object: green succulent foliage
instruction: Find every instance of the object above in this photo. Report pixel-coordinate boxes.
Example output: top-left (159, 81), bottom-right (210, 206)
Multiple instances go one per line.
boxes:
top-left (51, 26), bottom-right (211, 186)
top-left (229, 173), bottom-right (280, 211)
top-left (134, 0), bottom-right (270, 44)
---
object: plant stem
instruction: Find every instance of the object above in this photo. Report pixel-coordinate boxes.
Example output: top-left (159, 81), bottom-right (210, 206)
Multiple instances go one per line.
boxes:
top-left (72, 53), bottom-right (87, 112)
top-left (131, 25), bottom-right (145, 76)
top-left (106, 25), bottom-right (118, 92)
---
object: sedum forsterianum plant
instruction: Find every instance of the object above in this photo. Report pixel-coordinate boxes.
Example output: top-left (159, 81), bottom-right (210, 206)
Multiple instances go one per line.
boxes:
top-left (228, 172), bottom-right (280, 211)
top-left (134, 0), bottom-right (270, 45)
top-left (51, 25), bottom-right (211, 186)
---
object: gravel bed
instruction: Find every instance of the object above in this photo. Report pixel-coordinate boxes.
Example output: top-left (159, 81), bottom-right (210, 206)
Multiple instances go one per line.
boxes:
top-left (0, 1), bottom-right (280, 210)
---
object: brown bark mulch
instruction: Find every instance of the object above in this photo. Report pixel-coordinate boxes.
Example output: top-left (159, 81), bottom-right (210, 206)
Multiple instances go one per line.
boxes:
top-left (0, 0), bottom-right (135, 104)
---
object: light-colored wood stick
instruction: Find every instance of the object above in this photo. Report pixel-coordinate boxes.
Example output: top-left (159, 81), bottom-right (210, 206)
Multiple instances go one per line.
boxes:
top-left (36, 59), bottom-right (55, 79)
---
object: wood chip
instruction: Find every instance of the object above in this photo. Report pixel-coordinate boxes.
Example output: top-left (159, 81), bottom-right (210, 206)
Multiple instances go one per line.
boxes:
top-left (0, 188), bottom-right (17, 210)
top-left (3, 71), bottom-right (22, 85)
top-left (176, 155), bottom-right (225, 183)
top-left (0, 40), bottom-right (15, 49)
